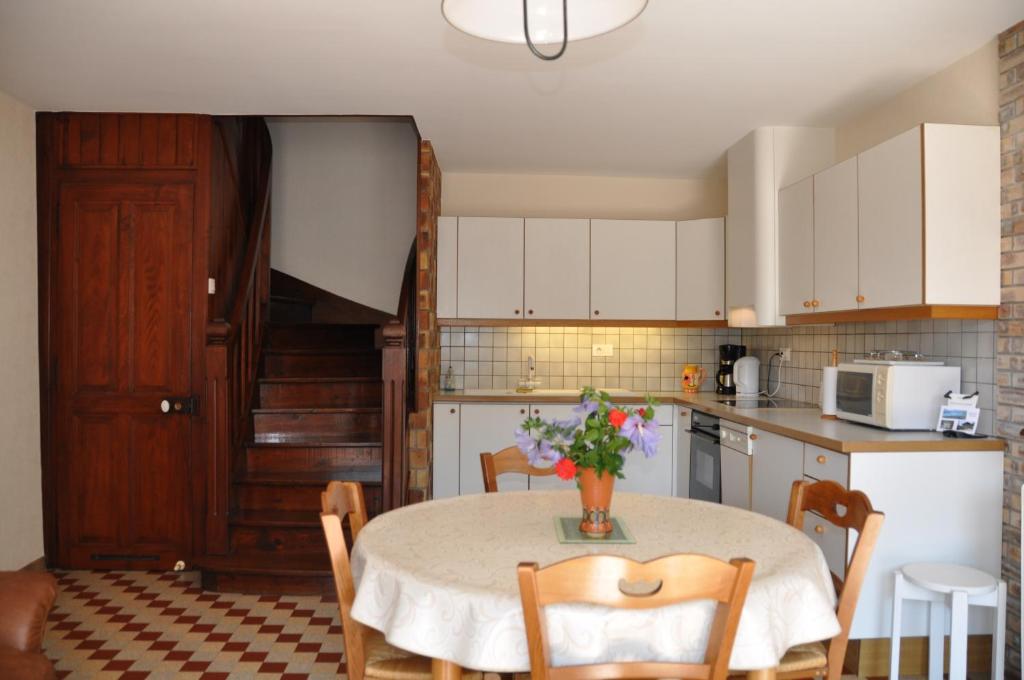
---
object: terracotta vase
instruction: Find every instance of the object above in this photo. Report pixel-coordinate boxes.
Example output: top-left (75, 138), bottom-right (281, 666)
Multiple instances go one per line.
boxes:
top-left (578, 467), bottom-right (615, 537)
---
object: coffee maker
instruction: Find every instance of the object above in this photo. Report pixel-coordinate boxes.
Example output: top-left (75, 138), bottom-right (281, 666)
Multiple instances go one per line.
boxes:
top-left (716, 344), bottom-right (747, 395)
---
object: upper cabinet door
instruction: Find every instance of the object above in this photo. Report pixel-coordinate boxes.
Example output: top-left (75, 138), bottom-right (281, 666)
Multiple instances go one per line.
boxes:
top-left (436, 217), bottom-right (458, 318)
top-left (524, 219), bottom-right (590, 320)
top-left (456, 217), bottom-right (524, 319)
top-left (857, 127), bottom-right (923, 309)
top-left (676, 218), bottom-right (725, 321)
top-left (777, 177), bottom-right (815, 316)
top-left (590, 220), bottom-right (675, 320)
top-left (813, 157), bottom-right (860, 313)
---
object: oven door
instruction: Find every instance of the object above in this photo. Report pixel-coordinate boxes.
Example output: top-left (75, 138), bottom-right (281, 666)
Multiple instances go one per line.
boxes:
top-left (835, 365), bottom-right (880, 426)
top-left (688, 426), bottom-right (721, 503)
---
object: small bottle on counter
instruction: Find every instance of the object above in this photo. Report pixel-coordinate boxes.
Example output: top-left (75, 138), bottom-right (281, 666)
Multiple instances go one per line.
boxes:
top-left (443, 365), bottom-right (456, 392)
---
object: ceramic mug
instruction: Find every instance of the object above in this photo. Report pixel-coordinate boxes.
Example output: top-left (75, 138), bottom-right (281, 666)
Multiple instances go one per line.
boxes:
top-left (681, 364), bottom-right (706, 393)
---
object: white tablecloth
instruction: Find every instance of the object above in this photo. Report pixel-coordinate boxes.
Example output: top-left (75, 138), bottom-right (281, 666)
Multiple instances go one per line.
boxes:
top-left (350, 490), bottom-right (840, 672)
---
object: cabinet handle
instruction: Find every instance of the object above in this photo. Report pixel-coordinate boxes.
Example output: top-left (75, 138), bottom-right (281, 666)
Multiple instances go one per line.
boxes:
top-left (527, 309), bottom-right (534, 315)
top-left (450, 408), bottom-right (456, 414)
top-left (514, 309), bottom-right (521, 315)
top-left (749, 433), bottom-right (758, 441)
top-left (856, 295), bottom-right (865, 303)
top-left (680, 409), bottom-right (689, 417)
top-left (714, 310), bottom-right (721, 316)
top-left (520, 408), bottom-right (526, 415)
top-left (593, 310), bottom-right (600, 316)
top-left (814, 525), bottom-right (825, 534)
top-left (811, 299), bottom-right (820, 308)
top-left (802, 301), bottom-right (811, 308)
top-left (534, 409), bottom-right (540, 415)
top-left (816, 454), bottom-right (826, 464)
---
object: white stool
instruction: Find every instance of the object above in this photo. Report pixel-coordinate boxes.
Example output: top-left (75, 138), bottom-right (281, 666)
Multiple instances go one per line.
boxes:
top-left (889, 562), bottom-right (1006, 680)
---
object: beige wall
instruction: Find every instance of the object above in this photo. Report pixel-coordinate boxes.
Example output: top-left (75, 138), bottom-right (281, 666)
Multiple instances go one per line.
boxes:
top-left (268, 118), bottom-right (419, 315)
top-left (0, 89), bottom-right (42, 570)
top-left (441, 171), bottom-right (727, 220)
top-left (835, 39), bottom-right (999, 159)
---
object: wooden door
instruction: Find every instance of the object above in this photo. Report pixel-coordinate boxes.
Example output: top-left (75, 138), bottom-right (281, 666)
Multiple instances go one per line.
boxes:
top-left (55, 182), bottom-right (195, 569)
top-left (813, 157), bottom-right (860, 313)
top-left (590, 220), bottom-right (675, 320)
top-left (857, 126), bottom-right (923, 309)
top-left (676, 218), bottom-right (725, 321)
top-left (778, 177), bottom-right (815, 316)
top-left (524, 219), bottom-right (590, 320)
top-left (456, 217), bottom-right (524, 319)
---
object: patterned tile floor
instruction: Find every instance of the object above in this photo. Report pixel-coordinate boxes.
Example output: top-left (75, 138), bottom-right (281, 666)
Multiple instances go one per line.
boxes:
top-left (44, 570), bottom-right (345, 679)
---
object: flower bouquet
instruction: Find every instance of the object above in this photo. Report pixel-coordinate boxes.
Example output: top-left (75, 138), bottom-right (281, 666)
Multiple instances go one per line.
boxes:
top-left (516, 386), bottom-right (661, 537)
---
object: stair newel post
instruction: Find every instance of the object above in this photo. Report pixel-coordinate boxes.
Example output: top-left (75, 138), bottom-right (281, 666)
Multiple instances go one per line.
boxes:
top-left (205, 320), bottom-right (232, 555)
top-left (378, 320), bottom-right (408, 513)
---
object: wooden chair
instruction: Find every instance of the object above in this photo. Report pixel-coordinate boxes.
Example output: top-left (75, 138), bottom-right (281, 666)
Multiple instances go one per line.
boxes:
top-left (775, 480), bottom-right (885, 680)
top-left (480, 445), bottom-right (558, 493)
top-left (517, 553), bottom-right (756, 680)
top-left (320, 481), bottom-right (480, 680)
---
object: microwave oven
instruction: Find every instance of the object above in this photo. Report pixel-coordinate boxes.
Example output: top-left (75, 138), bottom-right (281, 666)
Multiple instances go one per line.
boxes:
top-left (834, 362), bottom-right (961, 430)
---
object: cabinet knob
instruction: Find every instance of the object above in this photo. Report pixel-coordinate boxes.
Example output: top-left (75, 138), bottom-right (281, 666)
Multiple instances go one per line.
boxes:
top-left (802, 301), bottom-right (811, 308)
top-left (749, 433), bottom-right (758, 441)
top-left (520, 408), bottom-right (526, 415)
top-left (856, 295), bottom-right (865, 303)
top-left (816, 454), bottom-right (827, 464)
top-left (514, 309), bottom-right (520, 315)
top-left (680, 409), bottom-right (688, 417)
top-left (450, 408), bottom-right (456, 414)
top-left (811, 299), bottom-right (820, 308)
top-left (714, 310), bottom-right (721, 316)
top-left (814, 525), bottom-right (825, 534)
top-left (527, 309), bottom-right (534, 315)
top-left (593, 310), bottom-right (600, 316)
top-left (534, 409), bottom-right (540, 415)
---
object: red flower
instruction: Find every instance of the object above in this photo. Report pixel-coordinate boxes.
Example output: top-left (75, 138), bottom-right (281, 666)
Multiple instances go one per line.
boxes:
top-left (608, 409), bottom-right (628, 428)
top-left (638, 408), bottom-right (647, 418)
top-left (555, 458), bottom-right (577, 481)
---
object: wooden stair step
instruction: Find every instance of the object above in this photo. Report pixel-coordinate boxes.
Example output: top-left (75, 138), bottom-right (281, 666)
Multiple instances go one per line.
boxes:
top-left (268, 323), bottom-right (377, 350)
top-left (252, 407), bottom-right (383, 441)
top-left (245, 443), bottom-right (382, 476)
top-left (262, 350), bottom-right (381, 378)
top-left (235, 469), bottom-right (383, 513)
top-left (231, 509), bottom-right (319, 527)
top-left (258, 377), bottom-right (382, 409)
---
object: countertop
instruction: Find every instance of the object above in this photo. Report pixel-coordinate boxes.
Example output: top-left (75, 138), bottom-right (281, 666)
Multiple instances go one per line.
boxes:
top-left (433, 390), bottom-right (1005, 454)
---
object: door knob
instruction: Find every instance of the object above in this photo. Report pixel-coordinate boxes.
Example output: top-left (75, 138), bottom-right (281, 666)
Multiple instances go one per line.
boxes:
top-left (160, 400), bottom-right (171, 413)
top-left (160, 397), bottom-right (198, 415)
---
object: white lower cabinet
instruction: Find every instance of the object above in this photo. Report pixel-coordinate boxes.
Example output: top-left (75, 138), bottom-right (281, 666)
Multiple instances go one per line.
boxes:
top-left (618, 405), bottom-right (674, 497)
top-left (458, 403), bottom-right (528, 495)
top-left (528, 404), bottom-right (578, 491)
top-left (751, 429), bottom-right (804, 522)
top-left (675, 406), bottom-right (692, 498)
top-left (432, 403), bottom-right (461, 499)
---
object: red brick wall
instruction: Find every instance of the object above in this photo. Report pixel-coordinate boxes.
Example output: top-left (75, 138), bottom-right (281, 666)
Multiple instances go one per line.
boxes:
top-left (998, 20), bottom-right (1024, 675)
top-left (406, 141), bottom-right (441, 503)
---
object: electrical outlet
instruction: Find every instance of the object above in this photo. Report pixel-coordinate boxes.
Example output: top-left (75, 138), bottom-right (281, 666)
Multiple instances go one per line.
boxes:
top-left (592, 344), bottom-right (614, 357)
top-left (779, 347), bottom-right (791, 362)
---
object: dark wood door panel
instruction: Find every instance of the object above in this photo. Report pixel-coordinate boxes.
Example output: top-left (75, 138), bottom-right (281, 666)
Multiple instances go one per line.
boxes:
top-left (54, 181), bottom-right (195, 569)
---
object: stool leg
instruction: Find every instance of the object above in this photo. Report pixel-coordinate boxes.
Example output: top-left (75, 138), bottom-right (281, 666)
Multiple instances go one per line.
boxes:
top-left (949, 590), bottom-right (968, 680)
top-left (928, 597), bottom-right (945, 680)
top-left (889, 572), bottom-right (904, 680)
top-left (993, 581), bottom-right (1006, 680)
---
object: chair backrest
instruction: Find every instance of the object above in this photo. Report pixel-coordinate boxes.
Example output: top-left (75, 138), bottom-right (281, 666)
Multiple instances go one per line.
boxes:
top-left (480, 445), bottom-right (558, 493)
top-left (320, 481), bottom-right (371, 680)
top-left (517, 553), bottom-right (755, 680)
top-left (786, 479), bottom-right (884, 680)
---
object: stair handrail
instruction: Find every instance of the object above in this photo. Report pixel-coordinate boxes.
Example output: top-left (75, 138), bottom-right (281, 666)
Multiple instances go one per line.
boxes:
top-left (204, 118), bottom-right (273, 555)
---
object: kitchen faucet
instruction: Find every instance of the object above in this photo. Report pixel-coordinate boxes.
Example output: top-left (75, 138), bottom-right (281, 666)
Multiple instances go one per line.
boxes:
top-left (517, 353), bottom-right (541, 392)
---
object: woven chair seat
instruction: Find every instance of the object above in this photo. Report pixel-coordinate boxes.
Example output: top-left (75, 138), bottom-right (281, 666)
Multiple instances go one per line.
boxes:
top-left (365, 630), bottom-right (483, 680)
top-left (776, 641), bottom-right (828, 675)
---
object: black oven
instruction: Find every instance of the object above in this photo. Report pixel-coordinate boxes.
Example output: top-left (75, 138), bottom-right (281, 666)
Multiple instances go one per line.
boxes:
top-left (688, 410), bottom-right (721, 503)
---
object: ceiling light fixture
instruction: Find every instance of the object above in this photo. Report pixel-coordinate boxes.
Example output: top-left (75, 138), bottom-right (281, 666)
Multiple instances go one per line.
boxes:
top-left (441, 0), bottom-right (648, 61)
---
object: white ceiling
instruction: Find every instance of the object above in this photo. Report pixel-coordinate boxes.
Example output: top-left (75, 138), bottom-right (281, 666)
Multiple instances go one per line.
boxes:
top-left (0, 1), bottom-right (1017, 178)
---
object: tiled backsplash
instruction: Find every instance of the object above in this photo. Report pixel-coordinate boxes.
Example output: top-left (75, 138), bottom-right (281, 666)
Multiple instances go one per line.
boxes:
top-left (742, 319), bottom-right (996, 434)
top-left (440, 319), bottom-right (995, 434)
top-left (440, 326), bottom-right (741, 392)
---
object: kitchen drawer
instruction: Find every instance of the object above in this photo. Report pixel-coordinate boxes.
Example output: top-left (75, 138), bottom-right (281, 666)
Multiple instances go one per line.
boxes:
top-left (802, 509), bottom-right (848, 579)
top-left (803, 445), bottom-right (848, 487)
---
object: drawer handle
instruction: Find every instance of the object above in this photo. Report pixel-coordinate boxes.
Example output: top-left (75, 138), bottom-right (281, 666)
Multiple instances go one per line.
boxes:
top-left (814, 525), bottom-right (825, 534)
top-left (749, 433), bottom-right (758, 441)
top-left (816, 455), bottom-right (826, 464)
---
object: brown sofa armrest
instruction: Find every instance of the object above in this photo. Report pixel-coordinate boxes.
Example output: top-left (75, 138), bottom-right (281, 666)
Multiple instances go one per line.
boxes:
top-left (0, 572), bottom-right (57, 653)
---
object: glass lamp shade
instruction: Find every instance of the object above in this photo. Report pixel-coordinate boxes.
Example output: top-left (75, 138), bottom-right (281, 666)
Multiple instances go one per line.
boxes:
top-left (441, 0), bottom-right (648, 46)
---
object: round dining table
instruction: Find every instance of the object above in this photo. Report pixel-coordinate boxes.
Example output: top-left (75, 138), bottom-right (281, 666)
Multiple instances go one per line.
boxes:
top-left (349, 490), bottom-right (841, 679)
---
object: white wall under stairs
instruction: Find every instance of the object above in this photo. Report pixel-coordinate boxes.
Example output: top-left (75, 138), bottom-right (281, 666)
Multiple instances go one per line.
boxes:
top-left (268, 117), bottom-right (418, 316)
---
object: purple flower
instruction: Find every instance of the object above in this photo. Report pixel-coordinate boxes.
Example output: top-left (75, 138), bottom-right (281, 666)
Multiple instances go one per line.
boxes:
top-left (516, 428), bottom-right (562, 465)
top-left (552, 417), bottom-right (582, 431)
top-left (573, 399), bottom-right (599, 418)
top-left (620, 415), bottom-right (661, 458)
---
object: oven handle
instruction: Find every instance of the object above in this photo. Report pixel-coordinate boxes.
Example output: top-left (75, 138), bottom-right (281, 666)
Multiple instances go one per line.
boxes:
top-left (687, 427), bottom-right (720, 441)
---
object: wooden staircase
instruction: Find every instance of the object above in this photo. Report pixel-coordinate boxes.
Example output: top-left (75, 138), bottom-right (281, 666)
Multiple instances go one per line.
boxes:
top-left (200, 323), bottom-right (384, 594)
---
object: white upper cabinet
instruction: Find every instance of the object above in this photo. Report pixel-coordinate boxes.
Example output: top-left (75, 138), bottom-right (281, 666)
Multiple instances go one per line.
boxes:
top-left (456, 217), bottom-right (524, 319)
top-left (813, 157), bottom-right (860, 313)
top-left (436, 217), bottom-right (458, 318)
top-left (524, 219), bottom-right (590, 320)
top-left (590, 219), bottom-right (676, 320)
top-left (777, 177), bottom-right (815, 316)
top-left (857, 127), bottom-right (923, 310)
top-left (676, 218), bottom-right (725, 321)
